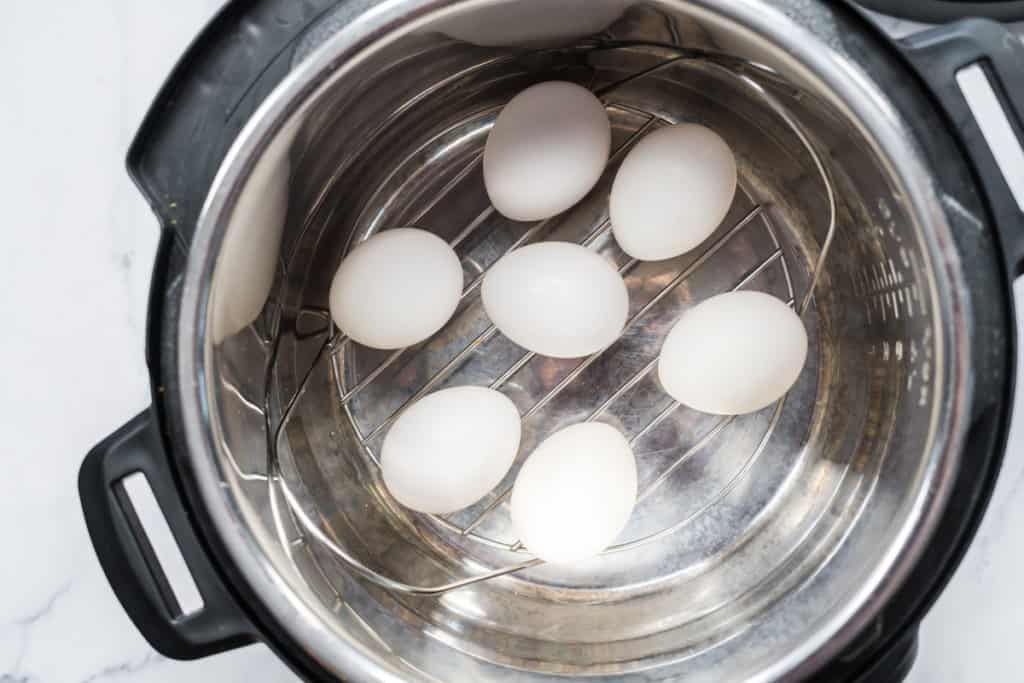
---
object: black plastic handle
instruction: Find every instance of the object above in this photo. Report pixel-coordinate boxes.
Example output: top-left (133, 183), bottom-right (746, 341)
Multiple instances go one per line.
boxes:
top-left (901, 19), bottom-right (1024, 275)
top-left (79, 411), bottom-right (255, 660)
top-left (98, 0), bottom-right (343, 666)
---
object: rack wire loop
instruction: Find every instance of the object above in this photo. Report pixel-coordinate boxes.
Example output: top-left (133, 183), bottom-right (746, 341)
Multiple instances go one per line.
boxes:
top-left (263, 47), bottom-right (837, 596)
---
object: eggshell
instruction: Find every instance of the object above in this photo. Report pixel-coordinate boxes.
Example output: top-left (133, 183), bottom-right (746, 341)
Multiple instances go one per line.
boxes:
top-left (434, 0), bottom-right (625, 48)
top-left (610, 124), bottom-right (737, 261)
top-left (329, 228), bottom-right (463, 349)
top-left (658, 291), bottom-right (807, 415)
top-left (511, 422), bottom-right (637, 564)
top-left (482, 242), bottom-right (629, 358)
top-left (484, 81), bottom-right (610, 221)
top-left (382, 386), bottom-right (522, 514)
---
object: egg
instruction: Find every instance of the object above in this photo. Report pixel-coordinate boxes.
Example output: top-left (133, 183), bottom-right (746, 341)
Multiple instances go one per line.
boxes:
top-left (484, 81), bottom-right (611, 221)
top-left (610, 124), bottom-right (737, 261)
top-left (433, 0), bottom-right (625, 48)
top-left (658, 291), bottom-right (807, 415)
top-left (329, 228), bottom-right (463, 349)
top-left (482, 242), bottom-right (629, 358)
top-left (212, 139), bottom-right (290, 343)
top-left (511, 422), bottom-right (637, 565)
top-left (382, 386), bottom-right (522, 515)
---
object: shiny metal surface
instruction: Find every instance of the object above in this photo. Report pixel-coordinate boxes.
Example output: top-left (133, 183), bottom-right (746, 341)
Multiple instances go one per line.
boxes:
top-left (177, 1), bottom-right (971, 681)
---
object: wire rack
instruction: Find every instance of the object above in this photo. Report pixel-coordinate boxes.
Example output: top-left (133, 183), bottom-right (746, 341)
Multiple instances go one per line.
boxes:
top-left (255, 48), bottom-right (837, 597)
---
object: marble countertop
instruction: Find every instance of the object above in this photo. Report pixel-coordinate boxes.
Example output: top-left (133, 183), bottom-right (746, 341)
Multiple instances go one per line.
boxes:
top-left (1, 2), bottom-right (1021, 681)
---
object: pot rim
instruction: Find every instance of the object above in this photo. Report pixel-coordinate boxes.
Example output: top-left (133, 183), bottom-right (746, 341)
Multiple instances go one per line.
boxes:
top-left (175, 1), bottom-right (972, 680)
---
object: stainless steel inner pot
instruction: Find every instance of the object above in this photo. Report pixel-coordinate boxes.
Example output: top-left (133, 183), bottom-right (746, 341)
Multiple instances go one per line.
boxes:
top-left (180, 1), bottom-right (970, 680)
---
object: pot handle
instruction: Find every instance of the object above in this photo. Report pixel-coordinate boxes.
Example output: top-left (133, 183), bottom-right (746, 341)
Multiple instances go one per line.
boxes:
top-left (900, 19), bottom-right (1024, 276)
top-left (79, 410), bottom-right (256, 659)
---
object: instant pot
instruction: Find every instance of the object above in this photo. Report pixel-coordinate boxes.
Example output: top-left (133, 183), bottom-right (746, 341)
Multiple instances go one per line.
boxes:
top-left (79, 1), bottom-right (1024, 681)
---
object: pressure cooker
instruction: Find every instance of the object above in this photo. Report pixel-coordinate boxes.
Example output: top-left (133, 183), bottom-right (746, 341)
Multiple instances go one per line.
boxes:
top-left (79, 1), bottom-right (1024, 681)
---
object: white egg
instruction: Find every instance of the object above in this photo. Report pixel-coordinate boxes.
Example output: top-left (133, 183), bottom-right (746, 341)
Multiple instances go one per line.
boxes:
top-left (511, 422), bottom-right (637, 565)
top-left (484, 81), bottom-right (610, 221)
top-left (382, 386), bottom-right (521, 515)
top-left (482, 242), bottom-right (629, 358)
top-left (329, 228), bottom-right (463, 349)
top-left (658, 291), bottom-right (808, 415)
top-left (434, 0), bottom-right (625, 48)
top-left (610, 124), bottom-right (737, 261)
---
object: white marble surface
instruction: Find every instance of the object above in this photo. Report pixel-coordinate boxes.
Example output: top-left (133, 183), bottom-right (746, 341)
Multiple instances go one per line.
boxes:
top-left (0, 3), bottom-right (1021, 682)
